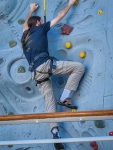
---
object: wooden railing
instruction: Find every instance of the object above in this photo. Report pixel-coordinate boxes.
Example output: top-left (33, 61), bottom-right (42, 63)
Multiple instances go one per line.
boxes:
top-left (0, 110), bottom-right (113, 124)
top-left (0, 110), bottom-right (113, 145)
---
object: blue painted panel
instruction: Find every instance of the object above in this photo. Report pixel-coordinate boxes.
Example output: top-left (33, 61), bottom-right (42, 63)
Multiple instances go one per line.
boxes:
top-left (0, 1), bottom-right (54, 149)
top-left (0, 0), bottom-right (45, 115)
top-left (46, 0), bottom-right (113, 149)
top-left (0, 0), bottom-right (113, 149)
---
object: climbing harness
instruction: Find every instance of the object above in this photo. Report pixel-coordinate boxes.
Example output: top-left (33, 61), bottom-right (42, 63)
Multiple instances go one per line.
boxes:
top-left (35, 59), bottom-right (57, 86)
top-left (29, 52), bottom-right (57, 85)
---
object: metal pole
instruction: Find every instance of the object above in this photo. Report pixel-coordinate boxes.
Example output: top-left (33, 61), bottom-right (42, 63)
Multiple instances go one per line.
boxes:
top-left (43, 0), bottom-right (46, 22)
top-left (0, 136), bottom-right (113, 145)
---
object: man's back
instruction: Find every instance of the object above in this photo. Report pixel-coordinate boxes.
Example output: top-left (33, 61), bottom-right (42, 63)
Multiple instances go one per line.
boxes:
top-left (23, 21), bottom-right (51, 71)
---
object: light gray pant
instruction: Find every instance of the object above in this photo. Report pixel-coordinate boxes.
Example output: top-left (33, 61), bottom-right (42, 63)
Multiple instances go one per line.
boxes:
top-left (34, 60), bottom-right (85, 130)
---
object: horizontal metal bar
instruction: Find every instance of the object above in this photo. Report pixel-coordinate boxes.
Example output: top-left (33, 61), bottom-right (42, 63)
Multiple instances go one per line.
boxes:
top-left (0, 136), bottom-right (113, 145)
top-left (0, 116), bottom-right (113, 125)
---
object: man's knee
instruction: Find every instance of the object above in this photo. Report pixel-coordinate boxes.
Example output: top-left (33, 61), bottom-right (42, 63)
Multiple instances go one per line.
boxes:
top-left (77, 63), bottom-right (85, 74)
top-left (81, 63), bottom-right (85, 72)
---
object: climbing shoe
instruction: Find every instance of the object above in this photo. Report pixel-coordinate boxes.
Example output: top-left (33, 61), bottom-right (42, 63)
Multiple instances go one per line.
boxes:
top-left (52, 132), bottom-right (64, 150)
top-left (57, 101), bottom-right (78, 109)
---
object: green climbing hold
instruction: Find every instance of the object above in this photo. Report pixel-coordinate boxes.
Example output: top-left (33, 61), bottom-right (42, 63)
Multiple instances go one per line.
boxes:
top-left (18, 19), bottom-right (25, 25)
top-left (8, 112), bottom-right (14, 115)
top-left (94, 120), bottom-right (105, 128)
top-left (18, 66), bottom-right (26, 73)
top-left (9, 41), bottom-right (17, 48)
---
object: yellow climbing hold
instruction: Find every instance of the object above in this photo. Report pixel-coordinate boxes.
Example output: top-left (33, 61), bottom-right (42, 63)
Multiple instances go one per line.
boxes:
top-left (74, 0), bottom-right (78, 5)
top-left (65, 42), bottom-right (72, 49)
top-left (79, 51), bottom-right (86, 58)
top-left (98, 10), bottom-right (103, 15)
top-left (72, 109), bottom-right (76, 112)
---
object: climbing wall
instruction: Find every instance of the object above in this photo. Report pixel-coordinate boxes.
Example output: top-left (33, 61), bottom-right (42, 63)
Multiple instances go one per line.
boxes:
top-left (0, 0), bottom-right (113, 149)
top-left (47, 0), bottom-right (113, 149)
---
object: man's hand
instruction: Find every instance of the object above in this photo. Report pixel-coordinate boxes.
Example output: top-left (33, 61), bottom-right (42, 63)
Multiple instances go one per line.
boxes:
top-left (23, 3), bottom-right (38, 32)
top-left (50, 0), bottom-right (77, 27)
top-left (69, 0), bottom-right (77, 5)
top-left (30, 3), bottom-right (38, 12)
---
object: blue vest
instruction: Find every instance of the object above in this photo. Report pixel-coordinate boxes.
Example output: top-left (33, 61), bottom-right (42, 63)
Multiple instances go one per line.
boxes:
top-left (23, 21), bottom-right (51, 72)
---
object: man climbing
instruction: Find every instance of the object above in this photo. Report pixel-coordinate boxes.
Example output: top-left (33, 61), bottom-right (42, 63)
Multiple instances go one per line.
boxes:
top-left (21, 0), bottom-right (84, 149)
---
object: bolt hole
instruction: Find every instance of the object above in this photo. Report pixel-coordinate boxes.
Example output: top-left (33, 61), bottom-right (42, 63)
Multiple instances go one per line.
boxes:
top-left (25, 87), bottom-right (31, 91)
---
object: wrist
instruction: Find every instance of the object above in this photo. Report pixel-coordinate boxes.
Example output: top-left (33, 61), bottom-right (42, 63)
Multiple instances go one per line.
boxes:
top-left (68, 2), bottom-right (73, 6)
top-left (29, 9), bottom-right (34, 13)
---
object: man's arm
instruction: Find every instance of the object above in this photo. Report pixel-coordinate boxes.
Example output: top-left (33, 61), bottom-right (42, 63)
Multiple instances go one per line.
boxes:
top-left (23, 3), bottom-right (38, 32)
top-left (50, 0), bottom-right (76, 27)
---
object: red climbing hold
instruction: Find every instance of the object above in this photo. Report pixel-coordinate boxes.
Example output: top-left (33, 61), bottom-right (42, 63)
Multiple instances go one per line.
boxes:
top-left (109, 131), bottom-right (113, 136)
top-left (90, 141), bottom-right (97, 147)
top-left (93, 145), bottom-right (98, 150)
top-left (61, 24), bottom-right (73, 35)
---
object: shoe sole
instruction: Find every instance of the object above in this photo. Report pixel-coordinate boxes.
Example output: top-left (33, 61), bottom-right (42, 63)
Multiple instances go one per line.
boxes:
top-left (57, 101), bottom-right (78, 109)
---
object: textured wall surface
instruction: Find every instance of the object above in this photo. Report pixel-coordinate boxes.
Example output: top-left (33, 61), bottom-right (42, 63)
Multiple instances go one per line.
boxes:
top-left (0, 0), bottom-right (113, 149)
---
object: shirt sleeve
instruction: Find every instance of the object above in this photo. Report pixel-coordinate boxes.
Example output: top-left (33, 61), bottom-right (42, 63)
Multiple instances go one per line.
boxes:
top-left (41, 21), bottom-right (51, 33)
